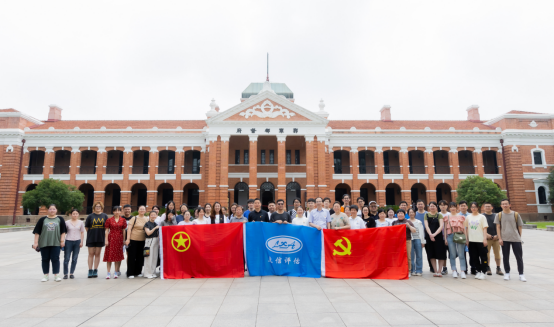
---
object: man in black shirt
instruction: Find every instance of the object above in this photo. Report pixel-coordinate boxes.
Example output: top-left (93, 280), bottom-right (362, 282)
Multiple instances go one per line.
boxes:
top-left (247, 198), bottom-right (269, 222)
top-left (122, 204), bottom-right (134, 221)
top-left (368, 201), bottom-right (379, 220)
top-left (271, 199), bottom-right (292, 224)
top-left (484, 202), bottom-right (504, 276)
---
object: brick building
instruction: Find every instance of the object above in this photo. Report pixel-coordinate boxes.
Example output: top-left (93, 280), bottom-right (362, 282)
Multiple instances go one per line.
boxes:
top-left (0, 80), bottom-right (552, 221)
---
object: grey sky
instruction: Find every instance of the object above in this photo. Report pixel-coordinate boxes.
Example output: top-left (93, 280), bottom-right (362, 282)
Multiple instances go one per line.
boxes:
top-left (1, 1), bottom-right (553, 122)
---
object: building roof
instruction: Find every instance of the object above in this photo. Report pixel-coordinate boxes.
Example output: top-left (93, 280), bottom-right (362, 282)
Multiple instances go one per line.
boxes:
top-left (29, 120), bottom-right (206, 130)
top-left (241, 83), bottom-right (294, 99)
top-left (0, 108), bottom-right (20, 112)
top-left (506, 110), bottom-right (546, 115)
top-left (328, 120), bottom-right (496, 130)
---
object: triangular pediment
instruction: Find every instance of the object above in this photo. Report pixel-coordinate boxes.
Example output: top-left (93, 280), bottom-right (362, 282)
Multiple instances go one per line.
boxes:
top-left (208, 90), bottom-right (328, 125)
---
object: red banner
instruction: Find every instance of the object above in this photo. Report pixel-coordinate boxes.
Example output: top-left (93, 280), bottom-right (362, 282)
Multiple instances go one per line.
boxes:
top-left (160, 223), bottom-right (244, 279)
top-left (323, 225), bottom-right (408, 279)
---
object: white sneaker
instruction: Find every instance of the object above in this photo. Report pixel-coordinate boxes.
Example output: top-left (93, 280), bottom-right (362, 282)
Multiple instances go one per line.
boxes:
top-left (138, 274), bottom-right (143, 277)
top-left (519, 275), bottom-right (527, 282)
top-left (114, 273), bottom-right (118, 279)
top-left (54, 275), bottom-right (62, 282)
top-left (475, 272), bottom-right (480, 279)
top-left (478, 272), bottom-right (486, 280)
top-left (147, 275), bottom-right (155, 279)
top-left (460, 271), bottom-right (466, 279)
top-left (408, 273), bottom-right (411, 278)
top-left (41, 275), bottom-right (49, 282)
top-left (128, 276), bottom-right (134, 279)
top-left (106, 273), bottom-right (111, 279)
top-left (504, 273), bottom-right (510, 281)
top-left (452, 271), bottom-right (458, 278)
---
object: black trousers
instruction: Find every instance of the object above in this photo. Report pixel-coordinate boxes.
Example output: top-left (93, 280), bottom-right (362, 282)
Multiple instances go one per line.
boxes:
top-left (127, 240), bottom-right (145, 277)
top-left (468, 242), bottom-right (488, 273)
top-left (501, 241), bottom-right (524, 275)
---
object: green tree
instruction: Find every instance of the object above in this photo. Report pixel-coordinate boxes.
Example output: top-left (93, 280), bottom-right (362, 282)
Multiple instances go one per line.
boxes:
top-left (456, 175), bottom-right (506, 207)
top-left (547, 168), bottom-right (554, 204)
top-left (22, 178), bottom-right (85, 215)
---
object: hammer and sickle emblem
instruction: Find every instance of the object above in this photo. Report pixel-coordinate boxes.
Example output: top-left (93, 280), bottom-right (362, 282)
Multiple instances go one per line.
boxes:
top-left (333, 237), bottom-right (352, 256)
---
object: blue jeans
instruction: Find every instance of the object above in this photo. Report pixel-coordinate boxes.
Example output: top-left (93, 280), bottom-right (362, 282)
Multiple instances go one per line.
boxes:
top-left (446, 233), bottom-right (466, 272)
top-left (40, 246), bottom-right (61, 274)
top-left (64, 240), bottom-right (81, 275)
top-left (411, 239), bottom-right (423, 273)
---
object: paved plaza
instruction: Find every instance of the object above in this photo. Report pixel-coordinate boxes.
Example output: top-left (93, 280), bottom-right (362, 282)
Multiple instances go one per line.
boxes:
top-left (0, 230), bottom-right (553, 327)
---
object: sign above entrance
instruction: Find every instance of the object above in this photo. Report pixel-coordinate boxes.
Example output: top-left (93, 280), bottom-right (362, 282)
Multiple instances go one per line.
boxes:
top-left (240, 100), bottom-right (295, 119)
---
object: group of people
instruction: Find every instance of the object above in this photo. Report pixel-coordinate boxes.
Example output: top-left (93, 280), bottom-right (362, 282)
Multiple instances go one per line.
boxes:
top-left (32, 195), bottom-right (525, 283)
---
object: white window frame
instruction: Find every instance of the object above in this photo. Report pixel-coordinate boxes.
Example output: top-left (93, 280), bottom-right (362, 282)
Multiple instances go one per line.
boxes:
top-left (533, 179), bottom-right (552, 213)
top-left (531, 147), bottom-right (546, 168)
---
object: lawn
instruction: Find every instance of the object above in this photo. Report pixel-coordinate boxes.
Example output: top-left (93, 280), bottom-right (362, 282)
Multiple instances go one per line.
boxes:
top-left (526, 222), bottom-right (554, 229)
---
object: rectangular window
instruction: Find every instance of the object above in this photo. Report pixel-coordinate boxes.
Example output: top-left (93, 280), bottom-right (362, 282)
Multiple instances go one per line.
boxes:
top-left (244, 150), bottom-right (249, 165)
top-left (235, 150), bottom-right (240, 164)
top-left (269, 150), bottom-right (274, 164)
top-left (261, 150), bottom-right (266, 164)
top-left (534, 151), bottom-right (543, 165)
top-left (286, 150), bottom-right (291, 165)
top-left (295, 150), bottom-right (300, 165)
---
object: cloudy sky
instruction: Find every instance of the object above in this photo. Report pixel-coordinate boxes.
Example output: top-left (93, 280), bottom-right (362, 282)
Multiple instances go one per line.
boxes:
top-left (1, 1), bottom-right (552, 122)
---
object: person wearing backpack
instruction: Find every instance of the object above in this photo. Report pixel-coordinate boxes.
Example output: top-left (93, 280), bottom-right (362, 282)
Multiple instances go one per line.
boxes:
top-left (495, 198), bottom-right (525, 282)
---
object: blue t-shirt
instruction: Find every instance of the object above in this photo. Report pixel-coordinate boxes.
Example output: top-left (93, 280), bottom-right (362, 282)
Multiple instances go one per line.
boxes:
top-left (244, 210), bottom-right (250, 219)
top-left (176, 215), bottom-right (184, 223)
top-left (415, 211), bottom-right (427, 235)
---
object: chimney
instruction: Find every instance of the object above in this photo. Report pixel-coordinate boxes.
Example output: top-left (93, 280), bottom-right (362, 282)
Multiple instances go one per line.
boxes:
top-left (48, 104), bottom-right (62, 121)
top-left (466, 104), bottom-right (480, 121)
top-left (380, 105), bottom-right (391, 121)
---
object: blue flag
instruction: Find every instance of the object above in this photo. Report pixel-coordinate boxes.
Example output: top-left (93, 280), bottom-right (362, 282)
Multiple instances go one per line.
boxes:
top-left (245, 222), bottom-right (321, 278)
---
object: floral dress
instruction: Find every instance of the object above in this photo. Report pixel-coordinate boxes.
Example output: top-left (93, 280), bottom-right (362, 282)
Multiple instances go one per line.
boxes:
top-left (103, 217), bottom-right (127, 262)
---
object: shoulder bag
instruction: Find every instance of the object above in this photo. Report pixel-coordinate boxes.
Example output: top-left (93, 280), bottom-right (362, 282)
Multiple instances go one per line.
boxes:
top-left (448, 216), bottom-right (466, 244)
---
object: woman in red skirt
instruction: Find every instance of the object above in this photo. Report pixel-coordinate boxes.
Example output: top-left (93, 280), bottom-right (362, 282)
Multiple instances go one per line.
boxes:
top-left (104, 206), bottom-right (127, 279)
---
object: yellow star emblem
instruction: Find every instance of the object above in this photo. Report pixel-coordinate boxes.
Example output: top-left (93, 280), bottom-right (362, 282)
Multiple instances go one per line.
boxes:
top-left (171, 232), bottom-right (191, 252)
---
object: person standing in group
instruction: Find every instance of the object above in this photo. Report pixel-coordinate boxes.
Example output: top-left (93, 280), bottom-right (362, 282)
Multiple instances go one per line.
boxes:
top-left (161, 210), bottom-right (177, 226)
top-left (221, 206), bottom-right (229, 223)
top-left (330, 201), bottom-right (350, 230)
top-left (348, 205), bottom-right (366, 229)
top-left (408, 207), bottom-right (425, 276)
top-left (103, 206), bottom-right (127, 279)
top-left (308, 197), bottom-right (331, 230)
top-left (175, 204), bottom-right (189, 224)
top-left (305, 198), bottom-right (316, 217)
top-left (483, 202), bottom-right (504, 276)
top-left (361, 206), bottom-right (376, 228)
top-left (386, 208), bottom-right (397, 223)
top-left (424, 201), bottom-right (446, 277)
top-left (270, 199), bottom-right (292, 224)
top-left (375, 209), bottom-right (391, 227)
top-left (178, 211), bottom-right (194, 225)
top-left (495, 198), bottom-right (526, 282)
top-left (210, 202), bottom-right (225, 224)
top-left (356, 198), bottom-right (365, 216)
top-left (292, 207), bottom-right (309, 226)
top-left (122, 204), bottom-right (134, 222)
top-left (203, 203), bottom-right (212, 219)
top-left (368, 201), bottom-right (379, 220)
top-left (152, 205), bottom-right (161, 217)
top-left (244, 199), bottom-right (255, 219)
top-left (125, 205), bottom-right (149, 278)
top-left (267, 201), bottom-right (276, 220)
top-left (340, 194), bottom-right (351, 212)
top-left (143, 211), bottom-right (160, 279)
top-left (156, 201), bottom-right (175, 225)
top-left (193, 207), bottom-right (211, 225)
top-left (288, 198), bottom-right (302, 217)
top-left (230, 205), bottom-right (248, 223)
top-left (85, 201), bottom-right (108, 278)
top-left (438, 200), bottom-right (450, 275)
top-left (443, 202), bottom-right (467, 279)
top-left (323, 197), bottom-right (333, 215)
top-left (248, 198), bottom-right (270, 222)
top-left (33, 204), bottom-right (67, 282)
top-left (392, 209), bottom-right (416, 277)
top-left (63, 209), bottom-right (84, 280)
top-left (457, 200), bottom-right (471, 274)
top-left (194, 208), bottom-right (200, 220)
top-left (465, 202), bottom-right (489, 280)
top-left (229, 203), bottom-right (238, 221)
top-left (415, 199), bottom-right (433, 273)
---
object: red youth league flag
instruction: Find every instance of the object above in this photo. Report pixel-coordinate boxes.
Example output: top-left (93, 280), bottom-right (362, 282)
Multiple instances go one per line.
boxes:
top-left (323, 225), bottom-right (408, 279)
top-left (160, 223), bottom-right (244, 279)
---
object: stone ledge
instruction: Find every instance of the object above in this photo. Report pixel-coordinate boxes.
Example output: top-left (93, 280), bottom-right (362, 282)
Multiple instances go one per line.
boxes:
top-left (522, 224), bottom-right (537, 229)
top-left (547, 226), bottom-right (554, 232)
top-left (0, 226), bottom-right (34, 233)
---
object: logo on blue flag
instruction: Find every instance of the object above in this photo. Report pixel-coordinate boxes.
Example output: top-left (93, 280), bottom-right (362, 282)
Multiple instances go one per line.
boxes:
top-left (245, 222), bottom-right (321, 278)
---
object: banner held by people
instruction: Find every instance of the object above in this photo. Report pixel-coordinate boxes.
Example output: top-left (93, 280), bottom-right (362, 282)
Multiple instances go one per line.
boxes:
top-left (160, 223), bottom-right (244, 279)
top-left (245, 222), bottom-right (321, 277)
top-left (323, 225), bottom-right (408, 279)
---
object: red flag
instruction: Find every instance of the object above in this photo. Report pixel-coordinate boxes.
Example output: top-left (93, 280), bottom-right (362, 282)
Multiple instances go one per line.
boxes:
top-left (323, 225), bottom-right (408, 279)
top-left (160, 223), bottom-right (244, 279)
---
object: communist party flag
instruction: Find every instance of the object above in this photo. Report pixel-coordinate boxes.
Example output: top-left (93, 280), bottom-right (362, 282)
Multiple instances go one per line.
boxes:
top-left (160, 223), bottom-right (244, 279)
top-left (322, 225), bottom-right (408, 279)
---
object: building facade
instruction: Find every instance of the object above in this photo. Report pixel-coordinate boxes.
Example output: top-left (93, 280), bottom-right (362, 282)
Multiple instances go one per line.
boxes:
top-left (0, 81), bottom-right (553, 220)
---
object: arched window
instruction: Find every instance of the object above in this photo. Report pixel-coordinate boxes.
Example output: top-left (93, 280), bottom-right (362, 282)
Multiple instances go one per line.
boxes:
top-left (234, 182), bottom-right (249, 207)
top-left (538, 186), bottom-right (547, 204)
top-left (286, 182), bottom-right (301, 211)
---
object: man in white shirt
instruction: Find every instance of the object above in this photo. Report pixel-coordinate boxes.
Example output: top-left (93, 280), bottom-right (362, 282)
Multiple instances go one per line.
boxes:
top-left (267, 201), bottom-right (276, 220)
top-left (308, 197), bottom-right (331, 230)
top-left (348, 205), bottom-right (366, 229)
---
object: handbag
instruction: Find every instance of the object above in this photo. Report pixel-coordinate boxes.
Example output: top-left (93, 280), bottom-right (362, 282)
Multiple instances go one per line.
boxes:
top-left (448, 216), bottom-right (466, 244)
top-left (143, 237), bottom-right (153, 257)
